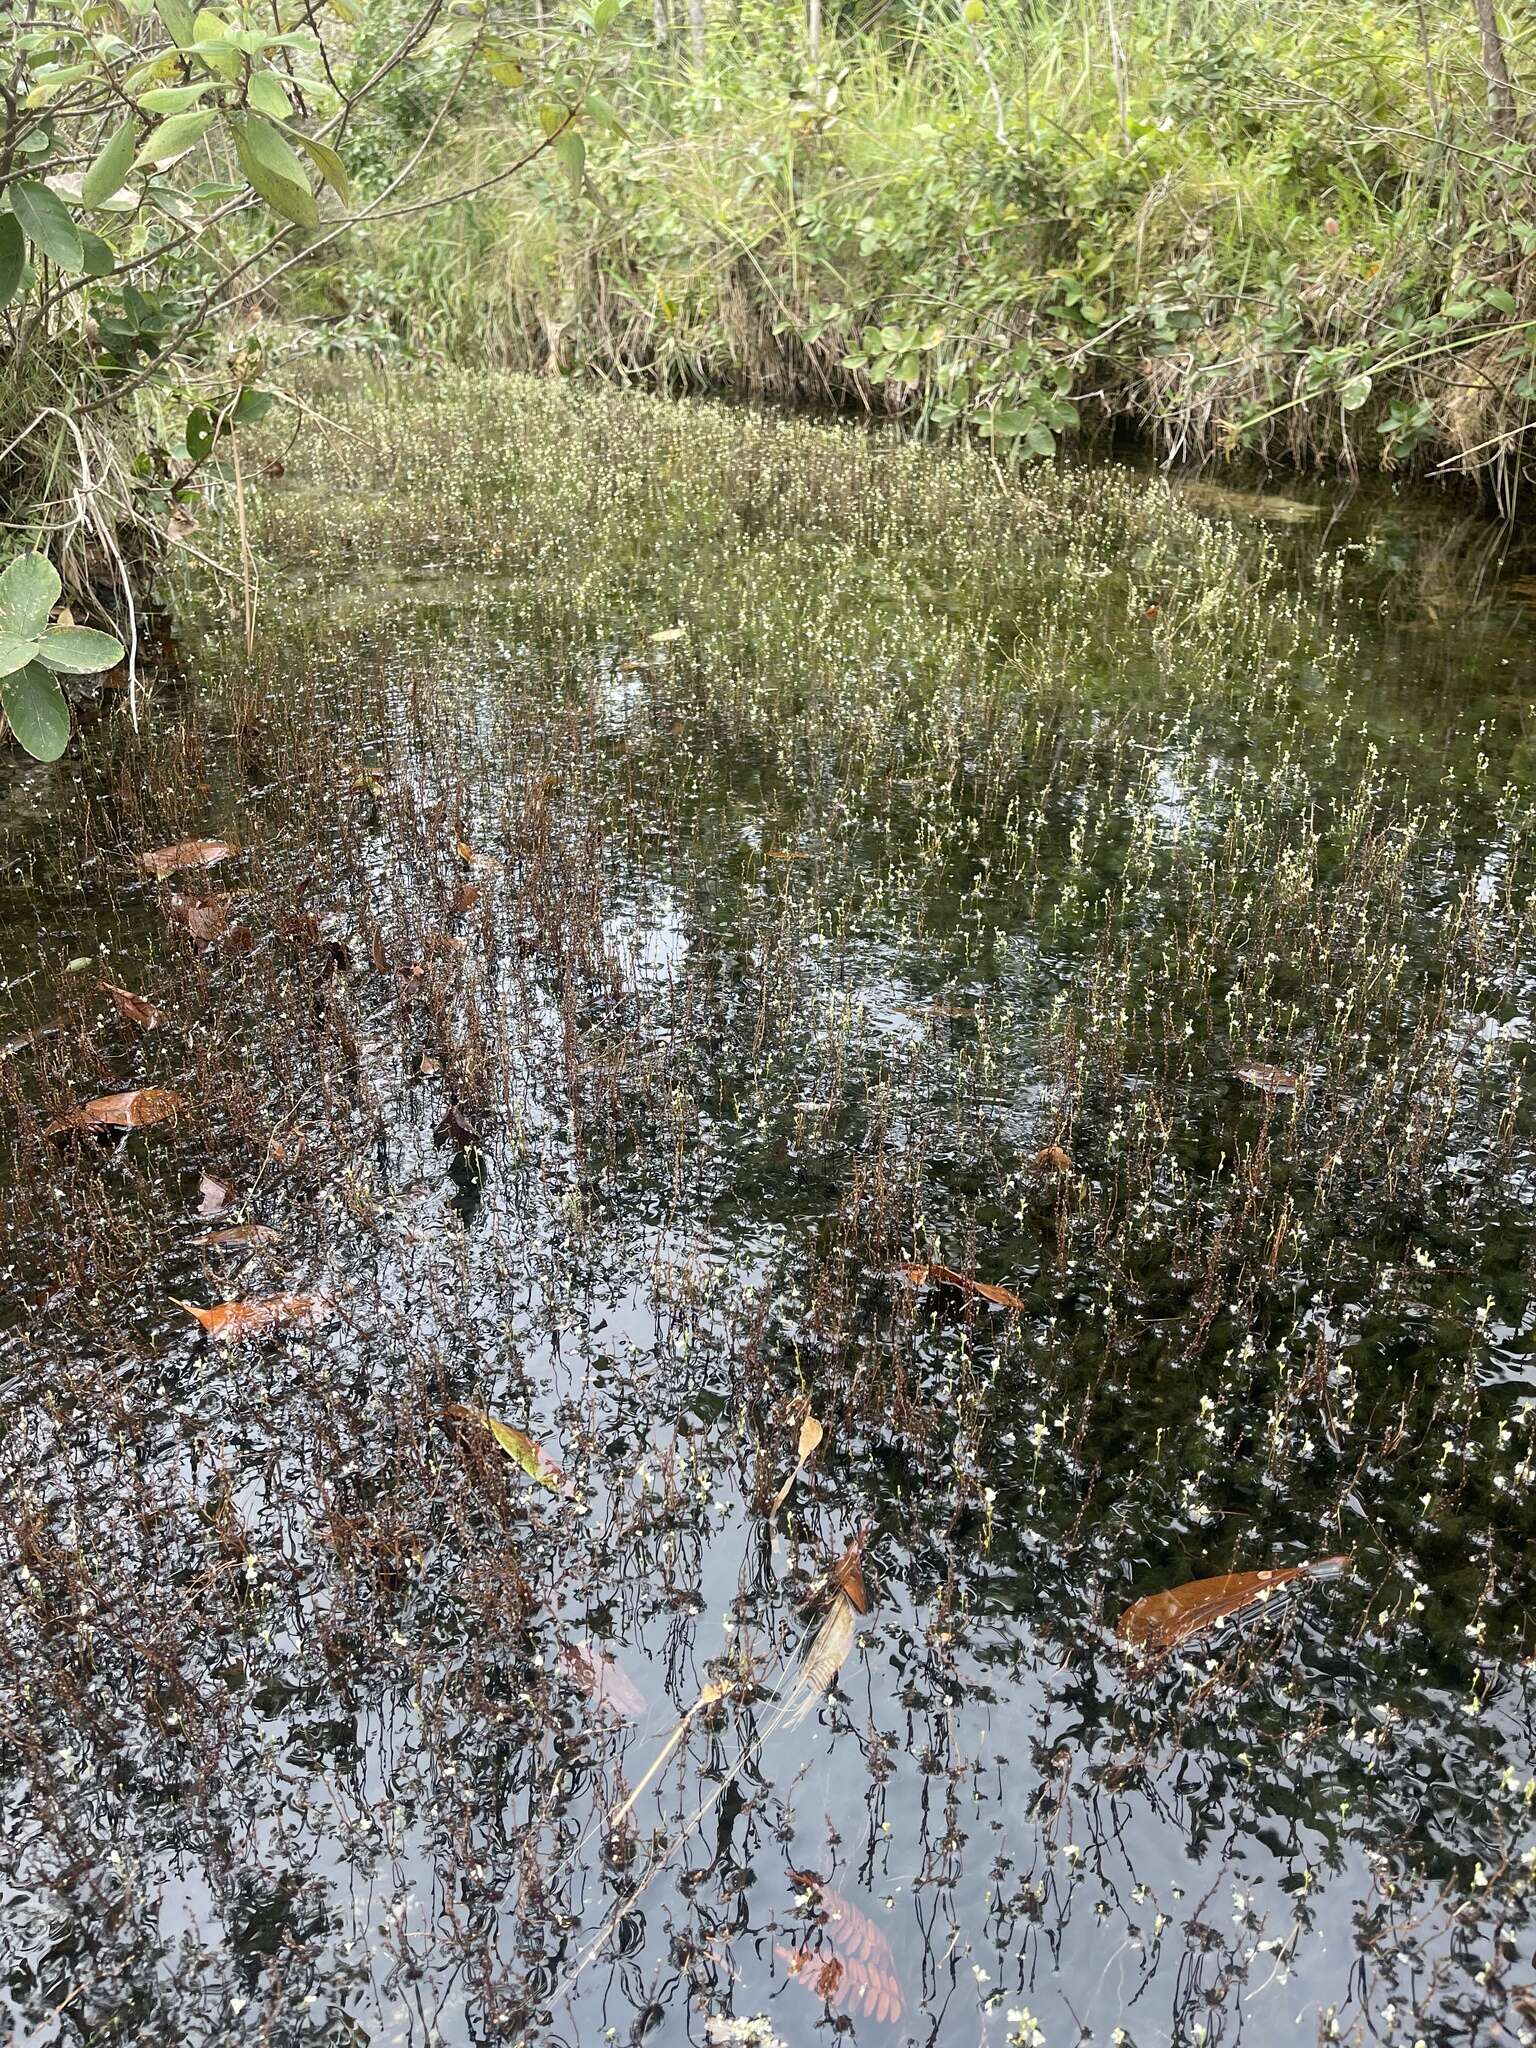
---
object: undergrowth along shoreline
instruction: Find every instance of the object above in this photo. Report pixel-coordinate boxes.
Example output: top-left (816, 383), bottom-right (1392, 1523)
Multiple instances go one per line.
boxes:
top-left (308, 0), bottom-right (1536, 514)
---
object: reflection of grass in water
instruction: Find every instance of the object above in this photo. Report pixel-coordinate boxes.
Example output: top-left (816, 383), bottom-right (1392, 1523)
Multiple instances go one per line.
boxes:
top-left (1, 376), bottom-right (1534, 2046)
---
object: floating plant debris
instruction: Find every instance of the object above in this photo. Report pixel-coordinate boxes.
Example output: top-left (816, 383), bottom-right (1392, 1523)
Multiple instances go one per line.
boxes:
top-left (768, 1412), bottom-right (822, 1519)
top-left (45, 1086), bottom-right (183, 1136)
top-left (1118, 1556), bottom-right (1352, 1656)
top-left (1231, 1059), bottom-right (1303, 1096)
top-left (175, 1294), bottom-right (329, 1340)
top-left (895, 1261), bottom-right (1025, 1310)
top-left (137, 837), bottom-right (239, 878)
top-left (99, 980), bottom-right (162, 1029)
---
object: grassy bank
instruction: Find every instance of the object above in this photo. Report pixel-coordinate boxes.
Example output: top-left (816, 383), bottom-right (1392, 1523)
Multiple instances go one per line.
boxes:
top-left (305, 0), bottom-right (1536, 509)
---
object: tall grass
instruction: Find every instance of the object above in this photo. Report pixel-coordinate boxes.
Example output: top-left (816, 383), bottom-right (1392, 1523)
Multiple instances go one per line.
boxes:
top-left (305, 0), bottom-right (1536, 505)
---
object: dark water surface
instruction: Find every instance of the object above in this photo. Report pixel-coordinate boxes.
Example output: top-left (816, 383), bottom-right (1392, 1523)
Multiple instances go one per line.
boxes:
top-left (3, 380), bottom-right (1536, 2048)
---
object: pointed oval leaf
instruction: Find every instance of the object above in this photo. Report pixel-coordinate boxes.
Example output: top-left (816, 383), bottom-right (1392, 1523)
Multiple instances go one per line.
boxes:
top-left (11, 181), bottom-right (84, 272)
top-left (138, 81), bottom-right (213, 115)
top-left (0, 212), bottom-right (28, 307)
top-left (1, 660), bottom-right (69, 761)
top-left (246, 70), bottom-right (293, 120)
top-left (37, 625), bottom-right (125, 674)
top-left (228, 111), bottom-right (318, 229)
top-left (82, 119), bottom-right (138, 207)
top-left (136, 108), bottom-right (219, 167)
top-left (287, 127), bottom-right (350, 205)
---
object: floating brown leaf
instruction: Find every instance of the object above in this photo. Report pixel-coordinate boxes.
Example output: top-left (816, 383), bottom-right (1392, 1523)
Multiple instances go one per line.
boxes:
top-left (896, 1262), bottom-right (1024, 1311)
top-left (176, 1294), bottom-right (328, 1340)
top-left (165, 892), bottom-right (232, 944)
top-left (768, 1412), bottom-right (823, 1519)
top-left (100, 981), bottom-right (162, 1030)
top-left (198, 1173), bottom-right (233, 1217)
top-left (485, 1415), bottom-right (575, 1496)
top-left (781, 1590), bottom-right (856, 1726)
top-left (777, 1940), bottom-right (904, 2025)
top-left (193, 1222), bottom-right (281, 1249)
top-left (45, 1087), bottom-right (183, 1137)
top-left (828, 1534), bottom-right (871, 1615)
top-left (138, 837), bottom-right (238, 879)
top-left (1034, 1143), bottom-right (1073, 1175)
top-left (561, 1642), bottom-right (648, 1722)
top-left (1118, 1555), bottom-right (1350, 1656)
top-left (450, 882), bottom-right (480, 916)
top-left (1232, 1060), bottom-right (1301, 1097)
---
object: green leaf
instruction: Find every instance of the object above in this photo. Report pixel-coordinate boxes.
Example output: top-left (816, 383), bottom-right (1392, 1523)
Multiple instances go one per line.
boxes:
top-left (287, 128), bottom-right (350, 205)
top-left (157, 0), bottom-right (197, 45)
top-left (583, 90), bottom-right (625, 136)
top-left (246, 70), bottom-right (292, 120)
top-left (0, 552), bottom-right (62, 639)
top-left (136, 108), bottom-right (218, 167)
top-left (37, 625), bottom-right (126, 674)
top-left (1486, 286), bottom-right (1518, 316)
top-left (0, 215), bottom-right (25, 309)
top-left (186, 406), bottom-right (215, 458)
top-left (552, 129), bottom-right (585, 193)
top-left (228, 111), bottom-right (318, 229)
top-left (232, 386), bottom-right (274, 425)
top-left (78, 228), bottom-right (114, 277)
top-left (82, 119), bottom-right (137, 206)
top-left (138, 81), bottom-right (212, 114)
top-left (11, 181), bottom-right (84, 273)
top-left (191, 9), bottom-right (241, 77)
top-left (1340, 373), bottom-right (1372, 413)
top-left (0, 634), bottom-right (43, 679)
top-left (1, 661), bottom-right (70, 762)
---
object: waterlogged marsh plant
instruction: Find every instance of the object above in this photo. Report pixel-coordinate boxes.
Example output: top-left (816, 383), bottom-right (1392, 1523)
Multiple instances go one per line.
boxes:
top-left (0, 550), bottom-right (124, 760)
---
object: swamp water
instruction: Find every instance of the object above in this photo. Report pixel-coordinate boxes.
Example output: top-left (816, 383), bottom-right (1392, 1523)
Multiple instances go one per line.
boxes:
top-left (3, 378), bottom-right (1536, 2048)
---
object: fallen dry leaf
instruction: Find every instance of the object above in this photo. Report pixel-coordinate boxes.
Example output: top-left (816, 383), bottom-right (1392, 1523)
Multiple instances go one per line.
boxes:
top-left (100, 981), bottom-right (162, 1030)
top-left (769, 1413), bottom-right (823, 1519)
top-left (193, 1222), bottom-right (281, 1249)
top-left (1118, 1556), bottom-right (1350, 1656)
top-left (198, 1173), bottom-right (233, 1217)
top-left (450, 882), bottom-right (480, 916)
top-left (1034, 1144), bottom-right (1073, 1175)
top-left (45, 1087), bottom-right (183, 1137)
top-left (896, 1262), bottom-right (1024, 1311)
top-left (176, 1294), bottom-right (328, 1340)
top-left (828, 1533), bottom-right (871, 1616)
top-left (482, 1414), bottom-right (575, 1496)
top-left (138, 838), bottom-right (238, 879)
top-left (165, 892), bottom-right (232, 944)
top-left (1232, 1060), bottom-right (1301, 1097)
top-left (780, 1590), bottom-right (855, 1726)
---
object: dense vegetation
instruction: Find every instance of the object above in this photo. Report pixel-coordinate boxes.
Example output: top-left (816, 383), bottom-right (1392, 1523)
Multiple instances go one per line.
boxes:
top-left (5, 0), bottom-right (1536, 760)
top-left (318, 0), bottom-right (1536, 506)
